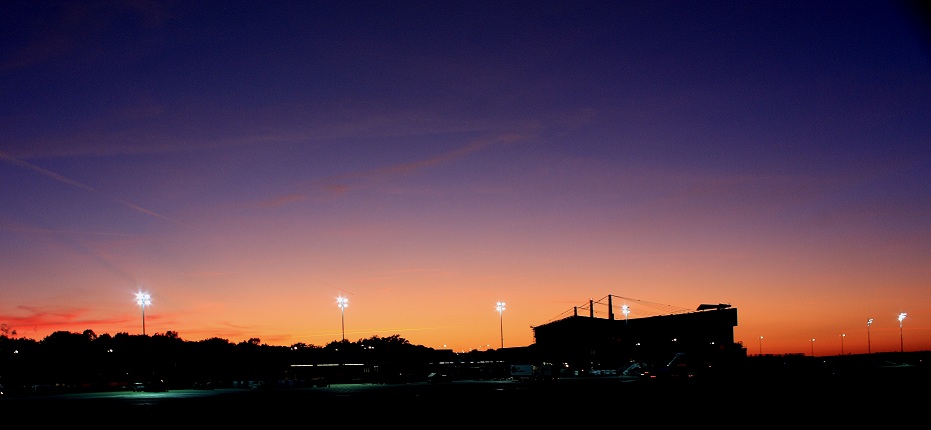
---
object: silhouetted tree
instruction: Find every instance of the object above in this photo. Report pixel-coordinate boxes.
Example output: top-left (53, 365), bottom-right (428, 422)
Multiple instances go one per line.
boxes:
top-left (0, 330), bottom-right (469, 391)
top-left (0, 323), bottom-right (16, 338)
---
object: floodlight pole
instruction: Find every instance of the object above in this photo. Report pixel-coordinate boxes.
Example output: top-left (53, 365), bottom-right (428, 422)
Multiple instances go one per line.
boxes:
top-left (840, 333), bottom-right (845, 355)
top-left (135, 292), bottom-right (151, 336)
top-left (898, 313), bottom-right (907, 353)
top-left (810, 338), bottom-right (815, 357)
top-left (867, 318), bottom-right (873, 354)
top-left (759, 336), bottom-right (763, 356)
top-left (496, 302), bottom-right (506, 349)
top-left (337, 297), bottom-right (349, 341)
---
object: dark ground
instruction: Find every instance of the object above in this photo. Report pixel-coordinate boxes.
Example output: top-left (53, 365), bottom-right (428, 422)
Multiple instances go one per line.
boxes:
top-left (2, 362), bottom-right (927, 427)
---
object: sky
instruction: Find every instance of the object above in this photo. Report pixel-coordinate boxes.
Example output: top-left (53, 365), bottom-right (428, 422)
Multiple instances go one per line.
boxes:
top-left (1, 1), bottom-right (929, 356)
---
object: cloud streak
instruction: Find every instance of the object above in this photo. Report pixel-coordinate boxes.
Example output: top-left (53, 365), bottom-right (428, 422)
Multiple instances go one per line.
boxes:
top-left (0, 305), bottom-right (132, 337)
top-left (0, 151), bottom-right (193, 229)
top-left (262, 132), bottom-right (526, 208)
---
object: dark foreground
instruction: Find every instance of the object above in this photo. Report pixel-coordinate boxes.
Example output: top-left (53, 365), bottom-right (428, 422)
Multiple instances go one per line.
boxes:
top-left (3, 363), bottom-right (927, 426)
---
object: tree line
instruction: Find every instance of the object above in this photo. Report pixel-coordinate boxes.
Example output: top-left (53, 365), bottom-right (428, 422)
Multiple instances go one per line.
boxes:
top-left (0, 329), bottom-right (474, 395)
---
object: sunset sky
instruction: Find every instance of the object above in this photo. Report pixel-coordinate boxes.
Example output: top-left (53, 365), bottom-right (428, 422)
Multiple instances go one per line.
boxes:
top-left (1, 1), bottom-right (929, 356)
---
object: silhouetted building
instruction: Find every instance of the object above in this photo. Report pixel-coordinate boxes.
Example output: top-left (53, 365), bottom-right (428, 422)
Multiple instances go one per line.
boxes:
top-left (530, 296), bottom-right (745, 375)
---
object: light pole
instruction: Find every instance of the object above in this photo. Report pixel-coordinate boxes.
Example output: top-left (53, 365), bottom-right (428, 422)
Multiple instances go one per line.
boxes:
top-left (496, 301), bottom-right (505, 349)
top-left (867, 318), bottom-right (873, 354)
top-left (840, 333), bottom-right (845, 355)
top-left (622, 305), bottom-right (630, 326)
top-left (898, 312), bottom-right (907, 353)
top-left (810, 338), bottom-right (815, 357)
top-left (337, 297), bottom-right (348, 341)
top-left (759, 336), bottom-right (763, 356)
top-left (135, 291), bottom-right (151, 336)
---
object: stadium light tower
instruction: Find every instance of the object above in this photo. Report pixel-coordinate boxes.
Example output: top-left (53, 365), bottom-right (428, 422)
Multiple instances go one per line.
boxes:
top-left (135, 291), bottom-right (151, 336)
top-left (496, 301), bottom-right (506, 349)
top-left (840, 333), bottom-right (845, 355)
top-left (337, 297), bottom-right (349, 341)
top-left (622, 304), bottom-right (630, 326)
top-left (810, 338), bottom-right (815, 357)
top-left (759, 336), bottom-right (763, 356)
top-left (867, 318), bottom-right (873, 354)
top-left (898, 312), bottom-right (907, 353)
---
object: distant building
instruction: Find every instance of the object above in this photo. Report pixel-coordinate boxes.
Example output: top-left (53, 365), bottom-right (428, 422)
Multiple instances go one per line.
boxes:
top-left (529, 296), bottom-right (745, 374)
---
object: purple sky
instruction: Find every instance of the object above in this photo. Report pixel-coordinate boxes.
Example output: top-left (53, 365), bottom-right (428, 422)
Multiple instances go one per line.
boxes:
top-left (1, 1), bottom-right (929, 354)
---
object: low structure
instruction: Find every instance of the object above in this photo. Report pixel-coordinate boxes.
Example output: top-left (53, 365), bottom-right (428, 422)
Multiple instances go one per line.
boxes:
top-left (529, 295), bottom-right (746, 375)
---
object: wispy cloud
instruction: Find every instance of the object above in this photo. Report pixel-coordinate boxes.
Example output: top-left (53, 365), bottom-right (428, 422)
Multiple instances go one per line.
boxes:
top-left (0, 223), bottom-right (144, 237)
top-left (0, 305), bottom-right (132, 336)
top-left (261, 132), bottom-right (526, 208)
top-left (0, 151), bottom-right (193, 229)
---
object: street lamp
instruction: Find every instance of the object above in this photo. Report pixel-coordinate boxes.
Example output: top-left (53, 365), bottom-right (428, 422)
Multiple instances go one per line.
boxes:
top-left (337, 297), bottom-right (348, 341)
top-left (135, 291), bottom-right (151, 336)
top-left (898, 312), bottom-right (907, 353)
top-left (759, 336), bottom-right (763, 356)
top-left (622, 305), bottom-right (630, 326)
top-left (496, 301), bottom-right (506, 349)
top-left (840, 333), bottom-right (845, 355)
top-left (810, 338), bottom-right (815, 357)
top-left (867, 318), bottom-right (873, 354)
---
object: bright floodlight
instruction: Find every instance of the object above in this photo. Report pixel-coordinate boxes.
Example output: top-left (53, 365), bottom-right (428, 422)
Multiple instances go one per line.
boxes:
top-left (135, 291), bottom-right (151, 335)
top-left (496, 302), bottom-right (505, 349)
top-left (337, 297), bottom-right (348, 341)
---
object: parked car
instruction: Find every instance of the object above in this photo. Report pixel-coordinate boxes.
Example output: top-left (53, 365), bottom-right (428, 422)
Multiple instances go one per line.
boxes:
top-left (427, 372), bottom-right (452, 383)
top-left (132, 380), bottom-right (169, 392)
